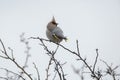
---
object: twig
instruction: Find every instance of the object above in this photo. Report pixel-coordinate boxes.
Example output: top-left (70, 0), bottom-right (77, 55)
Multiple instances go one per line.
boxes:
top-left (45, 57), bottom-right (52, 80)
top-left (30, 37), bottom-right (67, 80)
top-left (72, 65), bottom-right (85, 80)
top-left (0, 76), bottom-right (8, 80)
top-left (17, 33), bottom-right (31, 80)
top-left (30, 37), bottom-right (100, 80)
top-left (0, 38), bottom-right (32, 80)
top-left (0, 55), bottom-right (8, 59)
top-left (93, 49), bottom-right (99, 73)
top-left (100, 60), bottom-right (120, 80)
top-left (33, 62), bottom-right (40, 80)
top-left (0, 68), bottom-right (25, 80)
top-left (8, 47), bottom-right (15, 60)
top-left (76, 40), bottom-right (81, 57)
top-left (52, 71), bottom-right (57, 80)
top-left (0, 39), bottom-right (9, 58)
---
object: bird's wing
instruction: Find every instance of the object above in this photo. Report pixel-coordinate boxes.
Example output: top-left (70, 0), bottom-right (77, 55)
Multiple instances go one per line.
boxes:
top-left (52, 27), bottom-right (65, 39)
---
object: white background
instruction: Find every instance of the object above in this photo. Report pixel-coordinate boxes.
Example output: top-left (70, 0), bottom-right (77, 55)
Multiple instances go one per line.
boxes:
top-left (0, 0), bottom-right (120, 80)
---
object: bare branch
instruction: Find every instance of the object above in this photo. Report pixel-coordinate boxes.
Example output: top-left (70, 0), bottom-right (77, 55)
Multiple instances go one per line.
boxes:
top-left (72, 65), bottom-right (85, 80)
top-left (33, 62), bottom-right (40, 80)
top-left (76, 40), bottom-right (81, 57)
top-left (1, 36), bottom-right (119, 80)
top-left (0, 38), bottom-right (32, 80)
top-left (93, 49), bottom-right (99, 73)
top-left (0, 76), bottom-right (8, 80)
top-left (0, 55), bottom-right (8, 59)
top-left (8, 47), bottom-right (15, 60)
top-left (17, 33), bottom-right (32, 80)
top-left (0, 39), bottom-right (9, 58)
top-left (0, 68), bottom-right (25, 80)
top-left (45, 57), bottom-right (52, 80)
top-left (30, 37), bottom-right (67, 80)
top-left (30, 37), bottom-right (100, 80)
top-left (101, 59), bottom-right (120, 80)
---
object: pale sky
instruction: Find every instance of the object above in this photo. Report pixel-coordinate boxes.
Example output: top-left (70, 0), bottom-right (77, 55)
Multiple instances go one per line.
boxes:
top-left (0, 0), bottom-right (120, 80)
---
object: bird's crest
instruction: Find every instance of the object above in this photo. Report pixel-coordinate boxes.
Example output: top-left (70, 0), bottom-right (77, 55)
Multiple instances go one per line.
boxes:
top-left (51, 16), bottom-right (58, 25)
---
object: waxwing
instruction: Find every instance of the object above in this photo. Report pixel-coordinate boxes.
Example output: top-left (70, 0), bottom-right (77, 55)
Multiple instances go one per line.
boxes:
top-left (46, 16), bottom-right (67, 43)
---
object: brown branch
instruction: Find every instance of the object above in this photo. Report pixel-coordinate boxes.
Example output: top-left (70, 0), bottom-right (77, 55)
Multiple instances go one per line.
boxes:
top-left (33, 62), bottom-right (40, 80)
top-left (0, 76), bottom-right (8, 80)
top-left (76, 40), bottom-right (81, 57)
top-left (45, 57), bottom-right (52, 80)
top-left (0, 39), bottom-right (9, 58)
top-left (30, 37), bottom-right (67, 80)
top-left (0, 55), bottom-right (8, 59)
top-left (45, 45), bottom-right (66, 80)
top-left (93, 49), bottom-right (99, 73)
top-left (17, 33), bottom-right (31, 80)
top-left (0, 38), bottom-right (32, 80)
top-left (29, 37), bottom-right (120, 80)
top-left (8, 47), bottom-right (15, 60)
top-left (53, 71), bottom-right (57, 80)
top-left (72, 65), bottom-right (85, 80)
top-left (31, 37), bottom-right (63, 80)
top-left (0, 68), bottom-right (25, 80)
top-left (100, 60), bottom-right (120, 80)
top-left (54, 61), bottom-right (62, 80)
top-left (52, 57), bottom-right (67, 80)
top-left (30, 37), bottom-right (100, 80)
top-left (29, 37), bottom-right (76, 55)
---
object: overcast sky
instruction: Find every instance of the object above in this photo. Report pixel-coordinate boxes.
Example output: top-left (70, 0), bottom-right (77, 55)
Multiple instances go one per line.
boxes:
top-left (0, 0), bottom-right (120, 80)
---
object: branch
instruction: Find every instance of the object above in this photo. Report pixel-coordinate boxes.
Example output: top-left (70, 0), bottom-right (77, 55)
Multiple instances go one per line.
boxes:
top-left (45, 57), bottom-right (52, 80)
top-left (0, 68), bottom-right (25, 80)
top-left (101, 60), bottom-right (120, 80)
top-left (30, 37), bottom-right (67, 80)
top-left (53, 58), bottom-right (67, 80)
top-left (72, 65), bottom-right (85, 80)
top-left (18, 33), bottom-right (31, 79)
top-left (33, 62), bottom-right (40, 80)
top-left (0, 38), bottom-right (32, 80)
top-left (93, 49), bottom-right (99, 73)
top-left (29, 37), bottom-right (99, 79)
top-left (0, 76), bottom-right (8, 80)
top-left (76, 40), bottom-right (81, 57)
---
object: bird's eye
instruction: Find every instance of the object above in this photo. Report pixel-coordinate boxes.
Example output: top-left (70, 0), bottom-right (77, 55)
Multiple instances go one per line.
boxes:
top-left (52, 22), bottom-right (58, 25)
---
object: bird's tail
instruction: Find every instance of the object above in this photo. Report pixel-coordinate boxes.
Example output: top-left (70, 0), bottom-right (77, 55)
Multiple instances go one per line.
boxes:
top-left (64, 37), bottom-right (68, 42)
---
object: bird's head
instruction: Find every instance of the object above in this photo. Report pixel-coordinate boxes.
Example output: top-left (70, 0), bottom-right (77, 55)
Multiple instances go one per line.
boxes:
top-left (51, 16), bottom-right (58, 25)
top-left (47, 16), bottom-right (58, 31)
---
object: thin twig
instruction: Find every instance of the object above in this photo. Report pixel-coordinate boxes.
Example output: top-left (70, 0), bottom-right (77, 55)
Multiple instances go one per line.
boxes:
top-left (0, 39), bottom-right (9, 57)
top-left (76, 40), bottom-right (81, 57)
top-left (8, 47), bottom-right (15, 60)
top-left (0, 38), bottom-right (32, 80)
top-left (0, 68), bottom-right (25, 80)
top-left (45, 57), bottom-right (52, 80)
top-left (33, 62), bottom-right (40, 80)
top-left (30, 37), bottom-right (99, 80)
top-left (93, 49), bottom-right (99, 73)
top-left (18, 33), bottom-right (31, 80)
top-left (0, 55), bottom-right (8, 59)
top-left (0, 76), bottom-right (8, 80)
top-left (31, 37), bottom-right (66, 80)
top-left (100, 60), bottom-right (120, 80)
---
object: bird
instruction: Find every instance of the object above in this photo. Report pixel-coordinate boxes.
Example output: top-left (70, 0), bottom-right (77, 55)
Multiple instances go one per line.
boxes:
top-left (46, 16), bottom-right (67, 43)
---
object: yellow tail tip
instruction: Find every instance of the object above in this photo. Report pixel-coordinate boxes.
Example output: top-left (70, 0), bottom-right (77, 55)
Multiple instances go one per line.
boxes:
top-left (64, 38), bottom-right (68, 42)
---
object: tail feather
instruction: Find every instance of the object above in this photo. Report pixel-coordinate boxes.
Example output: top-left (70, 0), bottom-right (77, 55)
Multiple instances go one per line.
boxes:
top-left (64, 37), bottom-right (68, 42)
